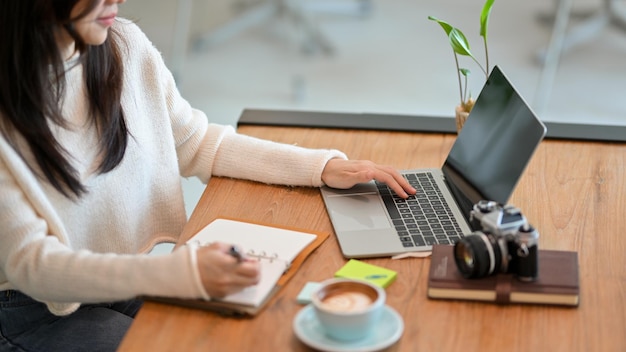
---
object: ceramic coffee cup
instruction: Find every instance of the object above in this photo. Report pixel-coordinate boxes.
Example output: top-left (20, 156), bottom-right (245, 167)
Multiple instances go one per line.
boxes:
top-left (311, 278), bottom-right (386, 341)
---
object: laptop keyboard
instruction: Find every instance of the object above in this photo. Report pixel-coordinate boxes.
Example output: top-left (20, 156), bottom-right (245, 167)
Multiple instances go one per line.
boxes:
top-left (375, 172), bottom-right (464, 248)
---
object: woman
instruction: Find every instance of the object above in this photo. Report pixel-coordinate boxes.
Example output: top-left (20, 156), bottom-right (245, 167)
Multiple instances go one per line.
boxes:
top-left (0, 0), bottom-right (415, 350)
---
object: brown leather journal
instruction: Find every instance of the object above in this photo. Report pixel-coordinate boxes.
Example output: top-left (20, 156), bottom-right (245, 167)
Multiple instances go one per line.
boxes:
top-left (427, 244), bottom-right (579, 306)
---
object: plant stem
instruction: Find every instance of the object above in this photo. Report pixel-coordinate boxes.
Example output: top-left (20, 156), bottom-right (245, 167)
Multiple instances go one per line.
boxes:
top-left (483, 36), bottom-right (490, 80)
top-left (463, 75), bottom-right (468, 105)
top-left (453, 52), bottom-right (464, 107)
top-left (470, 56), bottom-right (488, 78)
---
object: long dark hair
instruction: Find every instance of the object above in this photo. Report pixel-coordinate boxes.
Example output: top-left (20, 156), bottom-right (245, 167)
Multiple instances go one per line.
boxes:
top-left (0, 0), bottom-right (128, 198)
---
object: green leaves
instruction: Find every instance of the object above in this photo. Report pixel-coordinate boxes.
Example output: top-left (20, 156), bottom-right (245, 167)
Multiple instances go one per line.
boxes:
top-left (480, 0), bottom-right (495, 40)
top-left (427, 16), bottom-right (474, 59)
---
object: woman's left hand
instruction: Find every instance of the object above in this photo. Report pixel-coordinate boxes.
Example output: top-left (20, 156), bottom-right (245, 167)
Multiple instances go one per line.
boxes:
top-left (321, 159), bottom-right (416, 198)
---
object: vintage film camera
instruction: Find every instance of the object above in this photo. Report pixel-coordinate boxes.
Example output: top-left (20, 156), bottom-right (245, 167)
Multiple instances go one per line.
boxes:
top-left (453, 200), bottom-right (539, 281)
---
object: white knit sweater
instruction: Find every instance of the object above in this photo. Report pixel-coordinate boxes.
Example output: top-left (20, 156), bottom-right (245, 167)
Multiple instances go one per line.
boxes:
top-left (0, 19), bottom-right (346, 316)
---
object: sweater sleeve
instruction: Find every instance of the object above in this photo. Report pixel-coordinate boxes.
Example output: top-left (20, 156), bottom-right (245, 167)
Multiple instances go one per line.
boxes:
top-left (211, 129), bottom-right (348, 187)
top-left (0, 144), bottom-right (210, 316)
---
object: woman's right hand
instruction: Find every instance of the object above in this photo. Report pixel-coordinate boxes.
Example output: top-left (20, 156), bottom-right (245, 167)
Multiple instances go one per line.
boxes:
top-left (196, 242), bottom-right (261, 298)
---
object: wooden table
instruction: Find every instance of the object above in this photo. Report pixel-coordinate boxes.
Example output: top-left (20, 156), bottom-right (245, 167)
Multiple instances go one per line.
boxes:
top-left (119, 125), bottom-right (626, 352)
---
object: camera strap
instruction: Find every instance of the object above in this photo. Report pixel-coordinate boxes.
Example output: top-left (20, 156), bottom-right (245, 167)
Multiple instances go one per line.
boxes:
top-left (495, 275), bottom-right (514, 304)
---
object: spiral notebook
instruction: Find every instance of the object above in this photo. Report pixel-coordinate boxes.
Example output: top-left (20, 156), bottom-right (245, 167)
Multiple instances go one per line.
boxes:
top-left (147, 218), bottom-right (329, 316)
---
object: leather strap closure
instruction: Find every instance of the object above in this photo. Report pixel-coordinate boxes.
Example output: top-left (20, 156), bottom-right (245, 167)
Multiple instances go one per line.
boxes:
top-left (495, 274), bottom-right (514, 304)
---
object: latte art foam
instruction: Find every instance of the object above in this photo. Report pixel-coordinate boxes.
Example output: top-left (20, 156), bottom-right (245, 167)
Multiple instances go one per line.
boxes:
top-left (320, 292), bottom-right (374, 312)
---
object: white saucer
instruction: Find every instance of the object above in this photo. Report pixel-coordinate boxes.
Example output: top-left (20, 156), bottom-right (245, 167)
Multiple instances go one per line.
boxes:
top-left (293, 304), bottom-right (404, 352)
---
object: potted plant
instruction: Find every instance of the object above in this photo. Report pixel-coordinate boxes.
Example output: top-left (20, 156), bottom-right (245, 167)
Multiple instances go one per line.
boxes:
top-left (428, 0), bottom-right (495, 132)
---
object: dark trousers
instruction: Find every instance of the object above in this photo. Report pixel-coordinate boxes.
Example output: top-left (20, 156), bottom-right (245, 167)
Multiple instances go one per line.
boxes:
top-left (0, 290), bottom-right (143, 352)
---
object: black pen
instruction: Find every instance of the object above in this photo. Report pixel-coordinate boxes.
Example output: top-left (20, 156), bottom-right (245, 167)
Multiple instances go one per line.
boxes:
top-left (228, 245), bottom-right (243, 263)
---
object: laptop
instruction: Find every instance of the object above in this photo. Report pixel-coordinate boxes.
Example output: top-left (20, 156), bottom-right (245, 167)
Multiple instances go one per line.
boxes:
top-left (320, 65), bottom-right (547, 258)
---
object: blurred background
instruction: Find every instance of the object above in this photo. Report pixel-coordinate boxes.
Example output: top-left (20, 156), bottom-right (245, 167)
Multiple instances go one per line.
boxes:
top-left (119, 0), bottom-right (626, 222)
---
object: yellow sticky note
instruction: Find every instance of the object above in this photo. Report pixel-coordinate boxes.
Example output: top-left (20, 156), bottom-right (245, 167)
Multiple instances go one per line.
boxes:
top-left (334, 259), bottom-right (397, 288)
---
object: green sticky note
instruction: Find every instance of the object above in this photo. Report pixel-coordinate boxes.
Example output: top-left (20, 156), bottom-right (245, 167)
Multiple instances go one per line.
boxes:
top-left (334, 259), bottom-right (397, 288)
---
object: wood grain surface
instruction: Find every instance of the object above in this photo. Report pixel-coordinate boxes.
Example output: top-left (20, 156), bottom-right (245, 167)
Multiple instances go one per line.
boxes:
top-left (119, 126), bottom-right (626, 352)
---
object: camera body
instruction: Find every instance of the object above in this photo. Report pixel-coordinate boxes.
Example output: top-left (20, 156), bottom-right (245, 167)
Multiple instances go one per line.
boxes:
top-left (453, 200), bottom-right (539, 281)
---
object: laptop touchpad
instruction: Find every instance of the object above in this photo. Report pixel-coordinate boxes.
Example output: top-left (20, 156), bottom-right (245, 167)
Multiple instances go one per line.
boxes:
top-left (324, 194), bottom-right (392, 231)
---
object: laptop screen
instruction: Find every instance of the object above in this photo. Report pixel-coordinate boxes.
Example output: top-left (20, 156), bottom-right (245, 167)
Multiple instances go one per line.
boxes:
top-left (442, 65), bottom-right (547, 217)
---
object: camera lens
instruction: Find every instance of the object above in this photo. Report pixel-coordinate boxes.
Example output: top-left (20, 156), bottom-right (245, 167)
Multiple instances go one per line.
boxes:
top-left (453, 232), bottom-right (501, 279)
